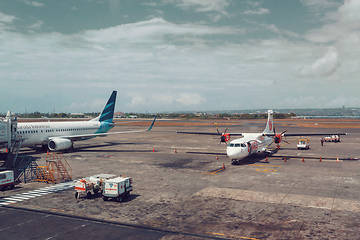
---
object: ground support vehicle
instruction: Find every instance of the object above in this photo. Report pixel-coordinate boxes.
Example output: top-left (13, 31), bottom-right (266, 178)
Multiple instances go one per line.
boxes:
top-left (0, 170), bottom-right (15, 190)
top-left (102, 176), bottom-right (133, 202)
top-left (297, 139), bottom-right (310, 150)
top-left (324, 136), bottom-right (332, 142)
top-left (74, 177), bottom-right (102, 199)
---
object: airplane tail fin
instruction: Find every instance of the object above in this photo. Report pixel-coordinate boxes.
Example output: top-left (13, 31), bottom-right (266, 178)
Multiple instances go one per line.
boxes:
top-left (262, 110), bottom-right (274, 134)
top-left (91, 91), bottom-right (117, 123)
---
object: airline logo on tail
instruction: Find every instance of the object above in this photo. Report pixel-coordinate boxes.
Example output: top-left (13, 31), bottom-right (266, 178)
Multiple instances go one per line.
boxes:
top-left (262, 110), bottom-right (274, 134)
top-left (99, 91), bottom-right (117, 123)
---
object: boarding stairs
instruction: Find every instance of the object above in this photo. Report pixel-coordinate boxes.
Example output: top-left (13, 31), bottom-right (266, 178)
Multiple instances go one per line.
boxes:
top-left (37, 152), bottom-right (72, 183)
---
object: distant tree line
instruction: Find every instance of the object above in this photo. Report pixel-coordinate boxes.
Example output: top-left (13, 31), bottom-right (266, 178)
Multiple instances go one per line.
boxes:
top-left (0, 112), bottom-right (296, 119)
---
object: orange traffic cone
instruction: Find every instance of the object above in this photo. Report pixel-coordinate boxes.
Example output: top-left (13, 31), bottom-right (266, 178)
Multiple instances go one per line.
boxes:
top-left (336, 157), bottom-right (339, 162)
top-left (302, 157), bottom-right (305, 162)
top-left (223, 163), bottom-right (225, 169)
top-left (153, 148), bottom-right (155, 152)
top-left (265, 156), bottom-right (268, 162)
top-left (284, 157), bottom-right (287, 162)
top-left (175, 149), bottom-right (177, 153)
top-left (216, 155), bottom-right (218, 160)
top-left (319, 157), bottom-right (322, 162)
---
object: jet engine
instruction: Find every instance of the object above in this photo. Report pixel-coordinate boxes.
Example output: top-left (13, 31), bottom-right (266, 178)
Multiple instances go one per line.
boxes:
top-left (48, 138), bottom-right (73, 151)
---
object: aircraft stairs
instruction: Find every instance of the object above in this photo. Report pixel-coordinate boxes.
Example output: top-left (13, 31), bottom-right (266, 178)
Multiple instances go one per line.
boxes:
top-left (0, 138), bottom-right (38, 183)
top-left (14, 155), bottom-right (38, 183)
top-left (36, 152), bottom-right (72, 183)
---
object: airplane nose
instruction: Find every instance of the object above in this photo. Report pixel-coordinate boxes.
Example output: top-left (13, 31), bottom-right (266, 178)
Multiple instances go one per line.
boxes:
top-left (227, 146), bottom-right (246, 159)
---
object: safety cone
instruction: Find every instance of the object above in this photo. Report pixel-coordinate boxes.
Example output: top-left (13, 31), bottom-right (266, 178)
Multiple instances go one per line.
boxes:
top-left (336, 157), bottom-right (339, 162)
top-left (284, 157), bottom-right (286, 162)
top-left (319, 157), bottom-right (322, 162)
top-left (302, 157), bottom-right (305, 162)
top-left (265, 156), bottom-right (268, 162)
top-left (175, 149), bottom-right (177, 153)
top-left (47, 150), bottom-right (49, 155)
top-left (5, 149), bottom-right (8, 153)
top-left (216, 155), bottom-right (218, 160)
top-left (153, 148), bottom-right (155, 152)
top-left (223, 163), bottom-right (225, 169)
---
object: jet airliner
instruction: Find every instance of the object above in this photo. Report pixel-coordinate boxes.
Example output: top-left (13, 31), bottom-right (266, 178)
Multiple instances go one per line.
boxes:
top-left (13, 91), bottom-right (156, 151)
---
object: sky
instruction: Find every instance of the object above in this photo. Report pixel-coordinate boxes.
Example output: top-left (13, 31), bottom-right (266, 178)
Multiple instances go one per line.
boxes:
top-left (0, 0), bottom-right (359, 114)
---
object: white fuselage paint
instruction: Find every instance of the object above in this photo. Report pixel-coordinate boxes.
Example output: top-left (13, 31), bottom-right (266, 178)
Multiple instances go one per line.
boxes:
top-left (16, 121), bottom-right (103, 147)
top-left (226, 110), bottom-right (274, 161)
top-left (226, 133), bottom-right (273, 160)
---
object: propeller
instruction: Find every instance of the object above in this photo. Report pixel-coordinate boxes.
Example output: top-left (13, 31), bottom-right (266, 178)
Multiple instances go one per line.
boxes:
top-left (266, 128), bottom-right (288, 149)
top-left (216, 127), bottom-right (230, 144)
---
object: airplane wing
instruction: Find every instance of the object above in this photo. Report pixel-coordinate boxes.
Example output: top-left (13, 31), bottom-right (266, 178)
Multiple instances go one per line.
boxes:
top-left (52, 117), bottom-right (157, 142)
top-left (264, 132), bottom-right (347, 137)
top-left (176, 131), bottom-right (243, 136)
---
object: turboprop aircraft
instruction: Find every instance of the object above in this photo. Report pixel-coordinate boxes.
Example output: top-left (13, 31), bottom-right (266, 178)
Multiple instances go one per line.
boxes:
top-left (177, 110), bottom-right (347, 164)
top-left (14, 91), bottom-right (156, 151)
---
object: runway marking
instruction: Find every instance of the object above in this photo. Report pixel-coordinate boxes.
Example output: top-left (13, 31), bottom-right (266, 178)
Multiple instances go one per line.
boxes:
top-left (0, 175), bottom-right (109, 206)
top-left (207, 232), bottom-right (260, 240)
top-left (0, 181), bottom-right (74, 206)
top-left (256, 168), bottom-right (276, 172)
top-left (251, 164), bottom-right (281, 168)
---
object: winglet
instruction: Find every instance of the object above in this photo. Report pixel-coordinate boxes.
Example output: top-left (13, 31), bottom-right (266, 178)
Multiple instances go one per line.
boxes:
top-left (147, 116), bottom-right (157, 131)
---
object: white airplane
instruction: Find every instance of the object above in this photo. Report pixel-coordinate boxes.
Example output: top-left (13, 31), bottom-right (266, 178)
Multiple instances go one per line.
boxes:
top-left (178, 110), bottom-right (347, 164)
top-left (14, 91), bottom-right (156, 151)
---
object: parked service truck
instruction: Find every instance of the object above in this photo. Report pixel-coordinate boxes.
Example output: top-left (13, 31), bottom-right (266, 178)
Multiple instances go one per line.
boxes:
top-left (0, 170), bottom-right (15, 190)
top-left (102, 176), bottom-right (132, 202)
top-left (74, 177), bottom-right (102, 199)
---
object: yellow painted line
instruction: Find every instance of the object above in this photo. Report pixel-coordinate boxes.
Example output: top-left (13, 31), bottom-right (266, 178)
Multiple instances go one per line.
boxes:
top-left (256, 168), bottom-right (276, 172)
top-left (205, 168), bottom-right (225, 175)
top-left (251, 164), bottom-right (281, 168)
top-left (207, 232), bottom-right (260, 240)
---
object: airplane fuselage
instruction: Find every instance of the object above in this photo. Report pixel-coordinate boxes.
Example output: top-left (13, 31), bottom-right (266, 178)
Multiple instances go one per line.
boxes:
top-left (226, 133), bottom-right (273, 160)
top-left (17, 120), bottom-right (113, 147)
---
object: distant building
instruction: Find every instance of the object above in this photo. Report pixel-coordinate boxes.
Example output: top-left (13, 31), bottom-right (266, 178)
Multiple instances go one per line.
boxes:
top-left (70, 113), bottom-right (85, 117)
top-left (114, 112), bottom-right (127, 118)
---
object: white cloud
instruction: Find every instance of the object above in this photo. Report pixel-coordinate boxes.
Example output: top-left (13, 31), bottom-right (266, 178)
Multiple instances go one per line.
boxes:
top-left (243, 8), bottom-right (270, 15)
top-left (298, 46), bottom-right (341, 77)
top-left (176, 93), bottom-right (206, 106)
top-left (28, 20), bottom-right (44, 32)
top-left (82, 18), bottom-right (242, 45)
top-left (67, 98), bottom-right (105, 112)
top-left (305, 0), bottom-right (360, 43)
top-left (0, 12), bottom-right (16, 24)
top-left (300, 0), bottom-right (340, 10)
top-left (23, 0), bottom-right (45, 7)
top-left (165, 0), bottom-right (229, 14)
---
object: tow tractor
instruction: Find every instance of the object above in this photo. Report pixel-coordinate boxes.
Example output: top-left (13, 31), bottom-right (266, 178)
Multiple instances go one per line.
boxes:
top-left (297, 138), bottom-right (310, 150)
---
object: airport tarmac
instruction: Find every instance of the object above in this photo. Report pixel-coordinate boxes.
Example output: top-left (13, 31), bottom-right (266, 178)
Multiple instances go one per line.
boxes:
top-left (0, 118), bottom-right (359, 239)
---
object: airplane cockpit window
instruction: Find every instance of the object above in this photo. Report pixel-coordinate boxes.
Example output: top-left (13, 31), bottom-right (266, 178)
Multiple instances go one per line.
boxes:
top-left (229, 143), bottom-right (234, 147)
top-left (235, 144), bottom-right (241, 147)
top-left (240, 143), bottom-right (246, 147)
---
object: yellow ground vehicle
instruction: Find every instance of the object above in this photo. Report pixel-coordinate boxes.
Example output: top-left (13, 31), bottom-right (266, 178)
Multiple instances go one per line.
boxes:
top-left (297, 138), bottom-right (310, 150)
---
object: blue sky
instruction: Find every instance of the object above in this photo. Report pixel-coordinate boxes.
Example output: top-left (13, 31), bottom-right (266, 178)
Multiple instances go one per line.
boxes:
top-left (0, 0), bottom-right (359, 113)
